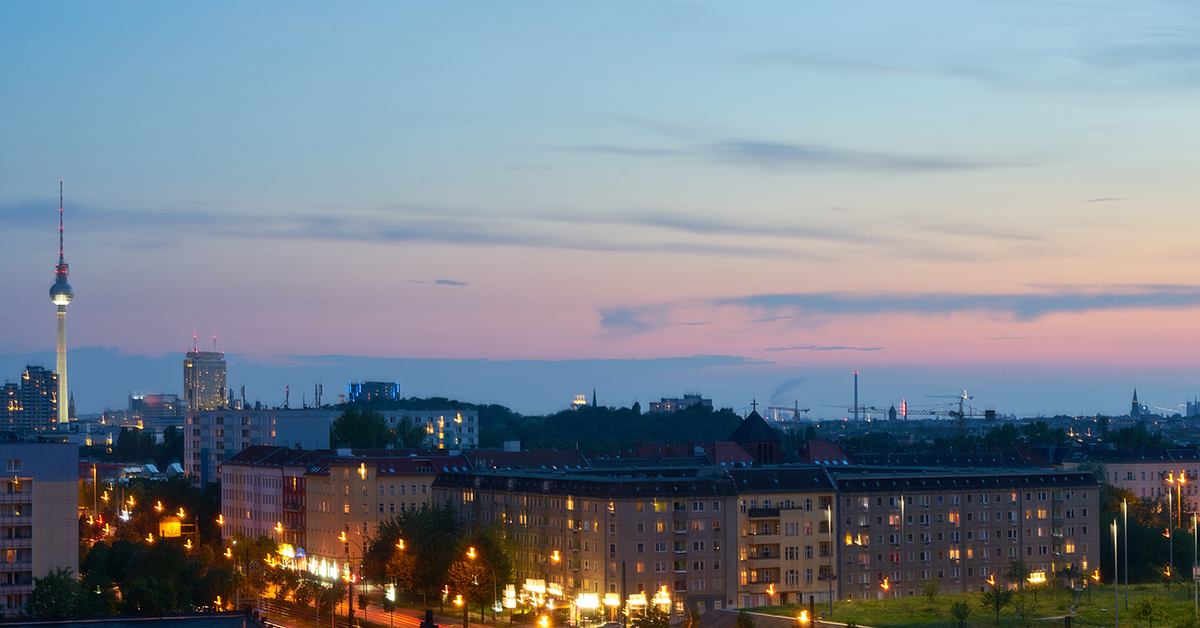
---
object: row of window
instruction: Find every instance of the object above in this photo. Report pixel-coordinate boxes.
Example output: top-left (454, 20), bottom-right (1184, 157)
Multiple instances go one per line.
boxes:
top-left (847, 491), bottom-right (1088, 510)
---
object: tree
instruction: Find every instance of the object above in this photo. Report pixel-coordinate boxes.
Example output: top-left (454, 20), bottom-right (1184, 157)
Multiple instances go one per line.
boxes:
top-left (1133, 595), bottom-right (1168, 628)
top-left (448, 557), bottom-right (491, 621)
top-left (331, 408), bottom-right (395, 448)
top-left (923, 575), bottom-right (940, 604)
top-left (636, 605), bottom-right (671, 628)
top-left (364, 503), bottom-right (461, 605)
top-left (981, 586), bottom-right (1014, 624)
top-left (1006, 559), bottom-right (1031, 590)
top-left (393, 415), bottom-right (427, 448)
top-left (951, 600), bottom-right (972, 628)
top-left (23, 567), bottom-right (82, 619)
top-left (734, 610), bottom-right (756, 628)
top-left (1055, 564), bottom-right (1082, 590)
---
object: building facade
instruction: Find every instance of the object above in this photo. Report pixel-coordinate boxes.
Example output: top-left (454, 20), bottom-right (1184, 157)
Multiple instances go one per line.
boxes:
top-left (184, 350), bottom-right (227, 412)
top-left (832, 470), bottom-right (1100, 600)
top-left (0, 366), bottom-right (59, 430)
top-left (0, 441), bottom-right (78, 616)
top-left (1063, 449), bottom-right (1200, 515)
top-left (380, 410), bottom-right (479, 450)
top-left (185, 408), bottom-right (337, 485)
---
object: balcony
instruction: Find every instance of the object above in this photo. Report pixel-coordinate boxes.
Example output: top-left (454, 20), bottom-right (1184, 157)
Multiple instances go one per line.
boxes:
top-left (747, 552), bottom-right (778, 562)
top-left (283, 501), bottom-right (302, 512)
top-left (748, 508), bottom-right (781, 518)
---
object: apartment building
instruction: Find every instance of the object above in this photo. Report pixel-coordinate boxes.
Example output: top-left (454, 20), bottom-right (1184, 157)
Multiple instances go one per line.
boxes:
top-left (1063, 449), bottom-right (1200, 514)
top-left (831, 470), bottom-right (1100, 600)
top-left (221, 446), bottom-right (468, 565)
top-left (435, 467), bottom-right (738, 616)
top-left (0, 441), bottom-right (78, 616)
top-left (303, 454), bottom-right (469, 565)
top-left (729, 468), bottom-right (837, 608)
top-left (221, 446), bottom-right (330, 550)
top-left (379, 410), bottom-right (480, 450)
top-left (435, 465), bottom-right (839, 616)
top-left (185, 408), bottom-right (337, 485)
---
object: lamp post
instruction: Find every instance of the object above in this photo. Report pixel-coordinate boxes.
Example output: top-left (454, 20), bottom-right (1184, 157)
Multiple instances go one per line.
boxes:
top-left (1113, 520), bottom-right (1119, 628)
top-left (826, 505), bottom-right (833, 618)
top-left (341, 531), bottom-right (367, 628)
top-left (469, 545), bottom-right (500, 623)
top-left (1123, 499), bottom-right (1128, 610)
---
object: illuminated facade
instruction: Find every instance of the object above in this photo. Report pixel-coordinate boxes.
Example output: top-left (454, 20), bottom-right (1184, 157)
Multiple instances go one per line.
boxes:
top-left (379, 410), bottom-right (479, 449)
top-left (832, 470), bottom-right (1100, 600)
top-left (0, 442), bottom-right (78, 616)
top-left (184, 350), bottom-right (227, 412)
top-left (0, 366), bottom-right (58, 430)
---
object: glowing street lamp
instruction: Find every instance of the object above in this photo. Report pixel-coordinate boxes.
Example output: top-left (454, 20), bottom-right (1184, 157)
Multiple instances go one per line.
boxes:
top-left (275, 522), bottom-right (284, 534)
top-left (467, 546), bottom-right (477, 559)
top-left (797, 610), bottom-right (810, 626)
top-left (397, 539), bottom-right (405, 550)
top-left (216, 514), bottom-right (224, 525)
top-left (225, 547), bottom-right (233, 558)
top-left (146, 533), bottom-right (154, 543)
top-left (155, 501), bottom-right (163, 513)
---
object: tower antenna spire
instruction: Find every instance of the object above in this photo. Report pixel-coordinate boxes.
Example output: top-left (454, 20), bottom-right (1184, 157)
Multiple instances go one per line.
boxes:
top-left (49, 178), bottom-right (75, 425)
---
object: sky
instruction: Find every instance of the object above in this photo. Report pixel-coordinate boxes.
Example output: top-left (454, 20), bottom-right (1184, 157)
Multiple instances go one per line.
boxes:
top-left (3, 2), bottom-right (1200, 417)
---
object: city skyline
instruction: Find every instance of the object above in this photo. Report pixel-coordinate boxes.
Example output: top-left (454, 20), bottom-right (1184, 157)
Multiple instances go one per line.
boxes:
top-left (4, 2), bottom-right (1200, 416)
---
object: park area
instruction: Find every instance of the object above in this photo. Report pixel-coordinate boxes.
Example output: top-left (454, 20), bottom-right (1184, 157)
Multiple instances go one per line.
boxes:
top-left (751, 584), bottom-right (1200, 628)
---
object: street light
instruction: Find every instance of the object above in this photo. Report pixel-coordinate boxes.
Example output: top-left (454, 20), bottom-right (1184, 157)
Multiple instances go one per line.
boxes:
top-left (469, 546), bottom-right (500, 623)
top-left (1113, 519), bottom-right (1119, 628)
top-left (340, 531), bottom-right (367, 628)
top-left (826, 505), bottom-right (834, 618)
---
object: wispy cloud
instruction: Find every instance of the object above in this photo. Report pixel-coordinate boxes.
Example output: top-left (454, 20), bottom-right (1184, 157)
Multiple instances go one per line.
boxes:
top-left (407, 279), bottom-right (470, 287)
top-left (567, 139), bottom-right (998, 173)
top-left (707, 141), bottom-right (995, 171)
top-left (764, 345), bottom-right (884, 352)
top-left (1084, 197), bottom-right (1124, 203)
top-left (598, 305), bottom-right (671, 336)
top-left (719, 284), bottom-right (1200, 321)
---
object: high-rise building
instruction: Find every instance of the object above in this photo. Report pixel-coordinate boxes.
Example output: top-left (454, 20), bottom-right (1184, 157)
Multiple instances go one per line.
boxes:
top-left (184, 350), bottom-right (226, 412)
top-left (347, 381), bottom-right (400, 404)
top-left (47, 181), bottom-right (73, 425)
top-left (0, 366), bottom-right (59, 430)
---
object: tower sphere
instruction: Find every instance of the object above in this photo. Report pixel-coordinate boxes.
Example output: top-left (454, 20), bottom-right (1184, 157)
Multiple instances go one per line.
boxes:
top-left (50, 281), bottom-right (73, 306)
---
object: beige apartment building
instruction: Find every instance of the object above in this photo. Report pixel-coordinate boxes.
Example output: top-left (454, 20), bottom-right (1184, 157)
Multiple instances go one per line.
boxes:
top-left (0, 442), bottom-right (78, 616)
top-left (435, 465), bottom-right (838, 617)
top-left (304, 454), bottom-right (469, 567)
top-left (831, 470), bottom-right (1101, 600)
top-left (729, 468), bottom-right (838, 608)
top-left (1063, 449), bottom-right (1200, 515)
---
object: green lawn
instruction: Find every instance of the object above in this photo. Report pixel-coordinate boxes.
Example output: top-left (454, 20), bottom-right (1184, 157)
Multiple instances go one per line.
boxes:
top-left (750, 584), bottom-right (1200, 628)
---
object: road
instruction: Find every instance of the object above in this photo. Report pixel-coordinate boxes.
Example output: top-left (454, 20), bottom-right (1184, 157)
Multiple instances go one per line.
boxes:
top-left (261, 597), bottom-right (514, 628)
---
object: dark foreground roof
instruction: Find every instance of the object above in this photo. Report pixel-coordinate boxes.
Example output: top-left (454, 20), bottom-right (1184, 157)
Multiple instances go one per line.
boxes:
top-left (11, 610), bottom-right (263, 628)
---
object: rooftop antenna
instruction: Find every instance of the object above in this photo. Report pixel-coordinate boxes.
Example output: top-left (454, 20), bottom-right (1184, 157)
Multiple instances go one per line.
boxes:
top-left (212, 331), bottom-right (217, 352)
top-left (56, 178), bottom-right (67, 277)
top-left (284, 384), bottom-right (290, 409)
top-left (192, 330), bottom-right (198, 353)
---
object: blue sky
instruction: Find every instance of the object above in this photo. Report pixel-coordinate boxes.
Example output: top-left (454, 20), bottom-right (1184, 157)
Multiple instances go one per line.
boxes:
top-left (3, 2), bottom-right (1200, 416)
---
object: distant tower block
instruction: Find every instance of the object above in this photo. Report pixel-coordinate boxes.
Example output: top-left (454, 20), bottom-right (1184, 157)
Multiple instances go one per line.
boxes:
top-left (48, 180), bottom-right (74, 424)
top-left (185, 333), bottom-right (227, 411)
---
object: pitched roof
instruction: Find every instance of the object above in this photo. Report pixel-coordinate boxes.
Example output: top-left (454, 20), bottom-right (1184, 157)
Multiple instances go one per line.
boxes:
top-left (728, 411), bottom-right (781, 443)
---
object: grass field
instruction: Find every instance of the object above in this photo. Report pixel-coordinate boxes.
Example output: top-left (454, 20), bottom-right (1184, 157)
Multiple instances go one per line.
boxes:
top-left (750, 584), bottom-right (1200, 628)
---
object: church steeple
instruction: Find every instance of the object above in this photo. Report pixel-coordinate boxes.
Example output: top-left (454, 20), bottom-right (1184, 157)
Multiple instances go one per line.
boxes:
top-left (1132, 389), bottom-right (1141, 418)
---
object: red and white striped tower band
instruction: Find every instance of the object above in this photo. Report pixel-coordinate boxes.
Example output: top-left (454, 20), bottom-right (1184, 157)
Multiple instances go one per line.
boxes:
top-left (48, 179), bottom-right (74, 424)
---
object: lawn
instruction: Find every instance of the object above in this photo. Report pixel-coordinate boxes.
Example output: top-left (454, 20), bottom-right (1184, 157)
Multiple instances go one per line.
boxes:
top-left (750, 584), bottom-right (1200, 628)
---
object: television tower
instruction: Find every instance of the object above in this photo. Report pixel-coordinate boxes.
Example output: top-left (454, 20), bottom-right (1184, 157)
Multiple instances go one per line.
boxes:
top-left (48, 180), bottom-right (74, 424)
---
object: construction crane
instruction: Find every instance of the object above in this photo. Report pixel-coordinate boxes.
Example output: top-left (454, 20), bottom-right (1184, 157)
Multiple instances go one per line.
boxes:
top-left (924, 391), bottom-right (986, 438)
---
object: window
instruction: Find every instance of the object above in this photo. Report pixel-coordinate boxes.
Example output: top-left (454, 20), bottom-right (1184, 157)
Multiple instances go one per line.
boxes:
top-left (655, 543), bottom-right (667, 552)
top-left (693, 502), bottom-right (705, 511)
top-left (637, 523), bottom-right (645, 533)
top-left (638, 543), bottom-right (645, 553)
top-left (805, 546), bottom-right (813, 559)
